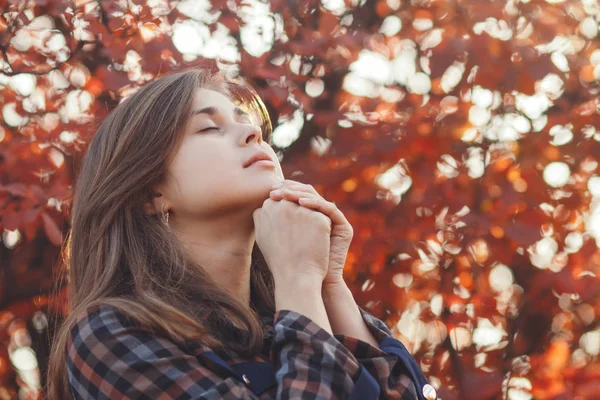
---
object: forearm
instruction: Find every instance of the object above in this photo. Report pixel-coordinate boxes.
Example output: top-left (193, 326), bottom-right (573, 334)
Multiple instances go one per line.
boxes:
top-left (322, 282), bottom-right (379, 347)
top-left (274, 276), bottom-right (333, 335)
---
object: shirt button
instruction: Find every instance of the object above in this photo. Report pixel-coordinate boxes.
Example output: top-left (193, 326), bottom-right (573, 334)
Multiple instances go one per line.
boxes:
top-left (422, 384), bottom-right (437, 399)
top-left (242, 374), bottom-right (251, 385)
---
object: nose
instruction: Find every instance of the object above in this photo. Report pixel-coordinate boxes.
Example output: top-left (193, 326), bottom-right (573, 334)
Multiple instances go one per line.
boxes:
top-left (241, 124), bottom-right (263, 145)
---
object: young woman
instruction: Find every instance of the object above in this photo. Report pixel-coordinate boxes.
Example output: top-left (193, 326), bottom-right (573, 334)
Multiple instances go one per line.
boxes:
top-left (45, 69), bottom-right (435, 399)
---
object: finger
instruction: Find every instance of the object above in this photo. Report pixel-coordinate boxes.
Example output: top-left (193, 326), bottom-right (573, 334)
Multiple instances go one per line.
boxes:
top-left (296, 196), bottom-right (350, 229)
top-left (269, 188), bottom-right (319, 202)
top-left (269, 189), bottom-right (350, 231)
top-left (272, 180), bottom-right (320, 196)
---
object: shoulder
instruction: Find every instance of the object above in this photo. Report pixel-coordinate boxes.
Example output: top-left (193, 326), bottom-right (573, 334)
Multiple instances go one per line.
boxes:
top-left (65, 306), bottom-right (245, 399)
top-left (68, 304), bottom-right (139, 350)
top-left (66, 303), bottom-right (200, 368)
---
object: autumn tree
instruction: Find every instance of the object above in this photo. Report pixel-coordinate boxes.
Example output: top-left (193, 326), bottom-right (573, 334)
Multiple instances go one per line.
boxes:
top-left (1, 0), bottom-right (599, 398)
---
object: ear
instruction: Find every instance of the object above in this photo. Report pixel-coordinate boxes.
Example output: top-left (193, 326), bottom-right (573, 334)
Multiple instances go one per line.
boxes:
top-left (143, 191), bottom-right (167, 216)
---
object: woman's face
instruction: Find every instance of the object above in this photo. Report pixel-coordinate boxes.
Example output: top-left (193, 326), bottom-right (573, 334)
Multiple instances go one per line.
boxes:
top-left (158, 88), bottom-right (284, 220)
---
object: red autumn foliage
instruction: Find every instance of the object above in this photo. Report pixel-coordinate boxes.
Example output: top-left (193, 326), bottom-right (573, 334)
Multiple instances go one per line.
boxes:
top-left (1, 0), bottom-right (600, 398)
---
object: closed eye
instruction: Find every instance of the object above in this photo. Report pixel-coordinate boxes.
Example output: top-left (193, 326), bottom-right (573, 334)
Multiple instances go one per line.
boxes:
top-left (198, 126), bottom-right (220, 133)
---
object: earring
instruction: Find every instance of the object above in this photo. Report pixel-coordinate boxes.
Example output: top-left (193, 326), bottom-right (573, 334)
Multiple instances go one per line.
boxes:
top-left (161, 203), bottom-right (171, 230)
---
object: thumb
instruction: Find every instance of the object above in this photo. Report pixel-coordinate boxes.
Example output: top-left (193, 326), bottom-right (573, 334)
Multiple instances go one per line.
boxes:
top-left (252, 207), bottom-right (261, 224)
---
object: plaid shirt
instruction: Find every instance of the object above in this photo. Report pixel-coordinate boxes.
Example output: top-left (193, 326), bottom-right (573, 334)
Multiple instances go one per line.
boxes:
top-left (67, 303), bottom-right (422, 399)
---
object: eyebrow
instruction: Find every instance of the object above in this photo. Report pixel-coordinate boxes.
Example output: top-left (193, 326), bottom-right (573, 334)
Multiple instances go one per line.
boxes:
top-left (191, 106), bottom-right (250, 119)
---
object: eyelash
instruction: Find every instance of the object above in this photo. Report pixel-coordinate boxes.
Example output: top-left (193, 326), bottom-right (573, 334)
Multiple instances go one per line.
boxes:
top-left (199, 127), bottom-right (220, 133)
top-left (197, 121), bottom-right (256, 134)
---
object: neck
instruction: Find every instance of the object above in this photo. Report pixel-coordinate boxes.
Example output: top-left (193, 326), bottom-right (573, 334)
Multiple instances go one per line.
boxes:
top-left (171, 211), bottom-right (256, 309)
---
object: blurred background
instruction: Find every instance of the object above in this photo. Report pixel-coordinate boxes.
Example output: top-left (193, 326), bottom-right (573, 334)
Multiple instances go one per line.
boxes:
top-left (1, 0), bottom-right (600, 398)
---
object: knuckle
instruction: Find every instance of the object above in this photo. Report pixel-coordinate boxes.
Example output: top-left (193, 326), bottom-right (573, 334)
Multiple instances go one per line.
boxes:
top-left (281, 199), bottom-right (297, 211)
top-left (315, 213), bottom-right (331, 226)
top-left (296, 203), bottom-right (311, 214)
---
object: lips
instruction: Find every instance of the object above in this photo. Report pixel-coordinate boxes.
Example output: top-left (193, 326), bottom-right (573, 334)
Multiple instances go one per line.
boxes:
top-left (243, 151), bottom-right (273, 168)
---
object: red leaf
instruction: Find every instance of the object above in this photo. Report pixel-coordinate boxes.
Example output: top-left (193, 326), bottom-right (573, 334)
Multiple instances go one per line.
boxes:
top-left (3, 211), bottom-right (21, 231)
top-left (41, 212), bottom-right (63, 246)
top-left (0, 183), bottom-right (27, 197)
top-left (22, 209), bottom-right (41, 241)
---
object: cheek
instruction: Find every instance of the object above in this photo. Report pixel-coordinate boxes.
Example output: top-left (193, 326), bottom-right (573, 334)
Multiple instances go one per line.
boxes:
top-left (173, 141), bottom-right (234, 176)
top-left (167, 144), bottom-right (241, 203)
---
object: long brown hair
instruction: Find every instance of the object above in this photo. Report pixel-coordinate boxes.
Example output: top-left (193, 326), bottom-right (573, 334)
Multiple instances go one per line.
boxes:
top-left (45, 68), bottom-right (276, 399)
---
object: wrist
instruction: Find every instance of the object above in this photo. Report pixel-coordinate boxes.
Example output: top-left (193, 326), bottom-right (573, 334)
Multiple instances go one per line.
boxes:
top-left (322, 279), bottom-right (348, 294)
top-left (322, 280), bottom-right (352, 306)
top-left (274, 272), bottom-right (323, 291)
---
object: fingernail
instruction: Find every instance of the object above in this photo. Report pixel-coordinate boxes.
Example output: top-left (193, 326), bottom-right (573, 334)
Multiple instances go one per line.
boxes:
top-left (270, 189), bottom-right (282, 195)
top-left (272, 182), bottom-right (283, 188)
